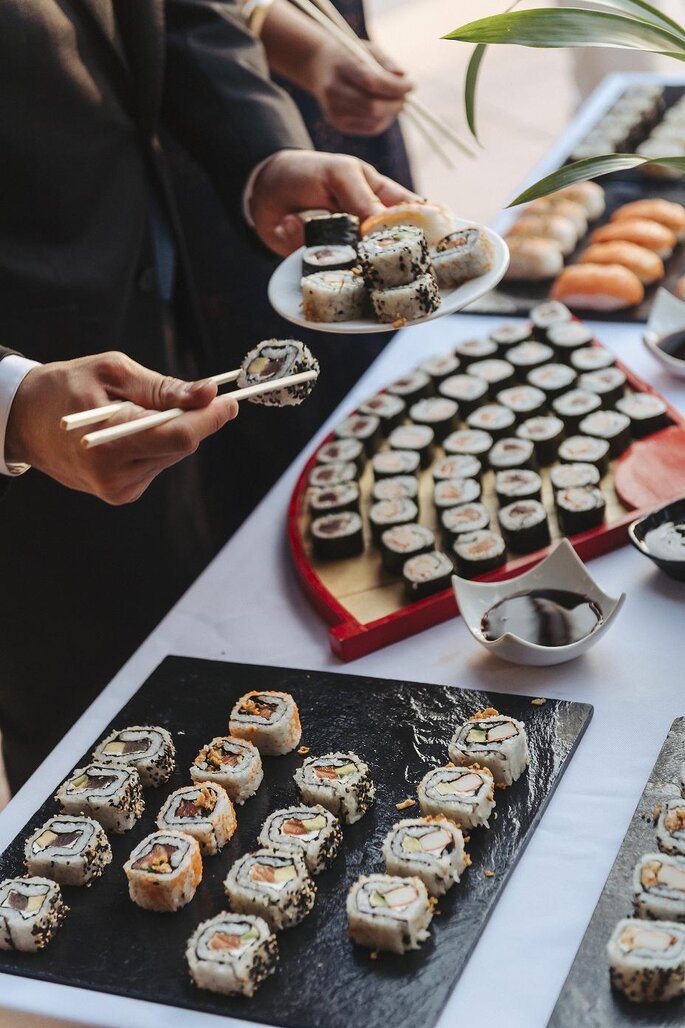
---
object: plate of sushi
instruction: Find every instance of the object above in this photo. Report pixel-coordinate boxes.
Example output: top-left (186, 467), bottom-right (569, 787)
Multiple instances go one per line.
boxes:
top-left (0, 656), bottom-right (592, 1028)
top-left (268, 203), bottom-right (509, 334)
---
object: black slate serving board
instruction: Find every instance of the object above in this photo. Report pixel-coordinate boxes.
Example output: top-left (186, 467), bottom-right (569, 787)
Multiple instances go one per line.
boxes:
top-left (549, 717), bottom-right (685, 1028)
top-left (0, 657), bottom-right (592, 1028)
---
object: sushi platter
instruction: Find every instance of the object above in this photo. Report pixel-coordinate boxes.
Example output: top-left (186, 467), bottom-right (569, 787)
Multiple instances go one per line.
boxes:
top-left (0, 656), bottom-right (592, 1028)
top-left (288, 312), bottom-right (685, 661)
top-left (550, 718), bottom-right (685, 1025)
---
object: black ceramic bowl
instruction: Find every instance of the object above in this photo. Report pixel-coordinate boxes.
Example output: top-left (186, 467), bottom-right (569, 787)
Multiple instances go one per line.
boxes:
top-left (629, 497), bottom-right (685, 581)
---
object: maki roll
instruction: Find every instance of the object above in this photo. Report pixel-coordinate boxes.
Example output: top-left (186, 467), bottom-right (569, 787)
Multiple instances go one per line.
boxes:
top-left (657, 799), bottom-right (685, 858)
top-left (453, 530), bottom-right (507, 579)
top-left (433, 477), bottom-right (481, 511)
top-left (556, 486), bottom-right (606, 535)
top-left (186, 912), bottom-right (278, 997)
top-left (238, 340), bottom-right (319, 406)
top-left (309, 461), bottom-right (359, 489)
top-left (499, 500), bottom-right (551, 554)
top-left (438, 373), bottom-right (488, 417)
top-left (294, 751), bottom-right (375, 824)
top-left (527, 362), bottom-right (577, 401)
top-left (302, 269), bottom-right (368, 323)
top-left (382, 817), bottom-right (467, 896)
top-left (453, 337), bottom-right (498, 367)
top-left (372, 475), bottom-right (419, 506)
top-left (516, 415), bottom-right (565, 466)
top-left (550, 462), bottom-right (600, 490)
top-left (24, 815), bottom-right (112, 887)
top-left (495, 469), bottom-right (542, 506)
top-left (403, 551), bottom-right (453, 600)
top-left (489, 437), bottom-right (537, 472)
top-left (552, 389), bottom-right (602, 433)
top-left (558, 435), bottom-right (610, 475)
top-left (467, 358), bottom-right (516, 394)
top-left (409, 397), bottom-right (459, 441)
top-left (358, 226), bottom-right (430, 289)
top-left (316, 438), bottom-right (365, 472)
top-left (386, 370), bottom-right (433, 403)
top-left (55, 764), bottom-right (144, 834)
top-left (430, 226), bottom-right (494, 289)
top-left (309, 482), bottom-right (360, 517)
top-left (441, 502), bottom-right (490, 545)
top-left (369, 497), bottom-right (419, 545)
top-left (488, 322), bottom-right (532, 352)
top-left (570, 346), bottom-right (616, 373)
top-left (346, 874), bottom-right (433, 954)
top-left (302, 244), bottom-right (356, 276)
top-left (380, 523), bottom-right (435, 574)
top-left (372, 449), bottom-right (420, 480)
top-left (225, 848), bottom-right (316, 931)
top-left (0, 877), bottom-right (68, 952)
top-left (419, 353), bottom-right (461, 384)
top-left (229, 690), bottom-right (301, 756)
top-left (304, 212), bottom-right (360, 246)
top-left (190, 736), bottom-right (263, 804)
top-left (311, 512), bottom-right (364, 560)
top-left (359, 392), bottom-right (406, 434)
top-left (370, 272), bottom-right (441, 324)
top-left (124, 830), bottom-right (202, 912)
top-left (92, 725), bottom-right (175, 788)
top-left (334, 413), bottom-right (381, 455)
top-left (506, 340), bottom-right (554, 378)
top-left (496, 384), bottom-right (547, 422)
top-left (443, 428), bottom-right (493, 460)
top-left (466, 403), bottom-right (516, 441)
top-left (546, 320), bottom-right (594, 358)
top-left (578, 367), bottom-right (627, 407)
top-left (387, 424), bottom-right (435, 468)
top-left (530, 300), bottom-right (572, 340)
top-left (432, 454), bottom-right (482, 482)
top-left (608, 918), bottom-right (685, 1004)
top-left (633, 853), bottom-right (685, 921)
top-left (417, 764), bottom-right (495, 829)
top-left (579, 409), bottom-right (631, 458)
top-left (258, 805), bottom-right (342, 875)
top-left (157, 783), bottom-right (237, 856)
top-left (448, 708), bottom-right (529, 786)
top-left (616, 393), bottom-right (669, 438)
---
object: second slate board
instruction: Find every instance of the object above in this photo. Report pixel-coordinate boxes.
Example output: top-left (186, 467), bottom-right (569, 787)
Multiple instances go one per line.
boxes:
top-left (550, 717), bottom-right (685, 1028)
top-left (0, 657), bottom-right (592, 1028)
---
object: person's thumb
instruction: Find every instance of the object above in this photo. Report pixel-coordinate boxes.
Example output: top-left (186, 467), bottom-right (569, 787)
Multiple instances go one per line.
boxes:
top-left (119, 359), bottom-right (218, 411)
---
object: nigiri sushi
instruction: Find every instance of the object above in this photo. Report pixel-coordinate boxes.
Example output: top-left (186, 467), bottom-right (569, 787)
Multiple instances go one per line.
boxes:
top-left (504, 236), bottom-right (564, 281)
top-left (361, 202), bottom-right (455, 247)
top-left (579, 241), bottom-right (664, 285)
top-left (591, 218), bottom-right (677, 259)
top-left (611, 198), bottom-right (685, 241)
top-left (551, 263), bottom-right (644, 311)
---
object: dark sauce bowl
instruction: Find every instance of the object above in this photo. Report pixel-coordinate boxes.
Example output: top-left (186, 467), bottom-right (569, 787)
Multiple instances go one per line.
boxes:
top-left (629, 497), bottom-right (685, 582)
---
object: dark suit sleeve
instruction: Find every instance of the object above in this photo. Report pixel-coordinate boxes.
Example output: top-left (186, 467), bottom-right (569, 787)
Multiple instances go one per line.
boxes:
top-left (162, 0), bottom-right (313, 212)
top-left (0, 347), bottom-right (21, 497)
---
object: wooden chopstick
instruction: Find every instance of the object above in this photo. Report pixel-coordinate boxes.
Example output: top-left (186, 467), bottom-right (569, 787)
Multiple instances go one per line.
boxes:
top-left (80, 370), bottom-right (318, 449)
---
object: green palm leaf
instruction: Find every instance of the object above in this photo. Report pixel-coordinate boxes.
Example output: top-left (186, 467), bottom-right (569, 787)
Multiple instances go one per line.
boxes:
top-left (464, 44), bottom-right (486, 142)
top-left (584, 0), bottom-right (685, 40)
top-left (509, 154), bottom-right (685, 206)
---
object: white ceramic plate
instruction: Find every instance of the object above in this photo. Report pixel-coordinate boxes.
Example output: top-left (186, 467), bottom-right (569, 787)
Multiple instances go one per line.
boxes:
top-left (267, 219), bottom-right (509, 335)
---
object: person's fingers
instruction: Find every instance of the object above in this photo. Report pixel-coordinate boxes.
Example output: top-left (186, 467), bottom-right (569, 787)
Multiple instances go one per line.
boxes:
top-left (99, 351), bottom-right (218, 411)
top-left (339, 54), bottom-right (412, 100)
top-left (327, 158), bottom-right (385, 220)
top-left (365, 42), bottom-right (411, 82)
top-left (360, 162), bottom-right (422, 207)
top-left (108, 394), bottom-right (239, 460)
top-left (273, 214), bottom-right (306, 255)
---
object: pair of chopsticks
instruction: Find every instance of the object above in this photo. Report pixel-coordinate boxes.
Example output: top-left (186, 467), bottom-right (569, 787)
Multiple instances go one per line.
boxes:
top-left (61, 368), bottom-right (317, 448)
top-left (286, 0), bottom-right (476, 169)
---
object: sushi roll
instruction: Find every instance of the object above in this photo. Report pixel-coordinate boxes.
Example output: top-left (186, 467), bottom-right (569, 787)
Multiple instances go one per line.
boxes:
top-left (382, 817), bottom-right (467, 896)
top-left (55, 764), bottom-right (144, 834)
top-left (527, 362), bottom-right (577, 402)
top-left (24, 815), bottom-right (112, 887)
top-left (657, 799), bottom-right (685, 858)
top-left (448, 708), bottom-right (529, 786)
top-left (311, 511), bottom-right (364, 560)
top-left (124, 830), bottom-right (202, 912)
top-left (495, 469), bottom-right (543, 506)
top-left (258, 805), bottom-right (342, 875)
top-left (488, 323), bottom-right (533, 352)
top-left (441, 502), bottom-right (490, 545)
top-left (403, 551), bottom-right (453, 600)
top-left (417, 764), bottom-right (495, 829)
top-left (506, 340), bottom-right (554, 379)
top-left (302, 244), bottom-right (357, 276)
top-left (380, 523), bottom-right (435, 575)
top-left (359, 393), bottom-right (406, 434)
top-left (556, 486), bottom-right (606, 535)
top-left (238, 340), bottom-right (319, 406)
top-left (496, 385), bottom-right (547, 423)
top-left (369, 498), bottom-right (419, 545)
top-left (438, 374), bottom-right (488, 417)
top-left (156, 783), bottom-right (237, 856)
top-left (516, 415), bottom-right (565, 465)
top-left (309, 461), bottom-right (359, 489)
top-left (387, 424), bottom-right (435, 469)
top-left (558, 435), bottom-right (610, 475)
top-left (186, 912), bottom-right (278, 997)
top-left (570, 346), bottom-right (616, 373)
top-left (433, 477), bottom-right (481, 511)
top-left (432, 454), bottom-right (482, 482)
top-left (386, 369), bottom-right (433, 403)
top-left (346, 874), bottom-right (433, 954)
top-left (504, 236), bottom-right (564, 282)
top-left (578, 367), bottom-right (627, 407)
top-left (546, 320), bottom-right (595, 358)
top-left (0, 877), bottom-right (68, 952)
top-left (372, 475), bottom-right (419, 506)
top-left (633, 853), bottom-right (685, 921)
top-left (229, 690), bottom-right (301, 756)
top-left (529, 300), bottom-right (572, 341)
top-left (370, 272), bottom-right (441, 325)
top-left (443, 429), bottom-right (493, 461)
top-left (616, 393), bottom-right (669, 438)
top-left (92, 725), bottom-right (175, 788)
top-left (453, 337), bottom-right (498, 366)
top-left (579, 409), bottom-right (631, 458)
top-left (371, 449), bottom-right (420, 480)
top-left (358, 226), bottom-right (430, 289)
top-left (467, 358), bottom-right (516, 394)
top-left (552, 389), bottom-right (602, 433)
top-left (309, 482), bottom-right (360, 517)
top-left (489, 436), bottom-right (537, 472)
top-left (409, 397), bottom-right (459, 442)
top-left (430, 226), bottom-right (494, 288)
top-left (225, 848), bottom-right (316, 931)
top-left (302, 269), bottom-right (368, 323)
top-left (334, 413), bottom-right (381, 455)
top-left (608, 918), bottom-right (685, 1004)
top-left (550, 462), bottom-right (600, 491)
top-left (190, 736), bottom-right (264, 805)
top-left (294, 751), bottom-right (375, 824)
top-left (453, 530), bottom-right (507, 579)
top-left (419, 353), bottom-right (461, 384)
top-left (499, 499), bottom-right (551, 554)
top-left (304, 212), bottom-right (360, 246)
top-left (466, 403), bottom-right (516, 441)
top-left (361, 201), bottom-right (455, 246)
top-left (316, 438), bottom-right (366, 472)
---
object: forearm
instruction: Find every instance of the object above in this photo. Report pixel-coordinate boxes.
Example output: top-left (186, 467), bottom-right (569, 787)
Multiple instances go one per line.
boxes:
top-left (259, 0), bottom-right (330, 92)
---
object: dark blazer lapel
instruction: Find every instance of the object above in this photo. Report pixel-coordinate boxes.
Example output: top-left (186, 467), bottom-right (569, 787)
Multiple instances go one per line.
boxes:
top-left (69, 0), bottom-right (132, 78)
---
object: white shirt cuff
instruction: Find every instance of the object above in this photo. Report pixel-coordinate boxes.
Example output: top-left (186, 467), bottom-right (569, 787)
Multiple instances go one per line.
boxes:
top-left (0, 355), bottom-right (41, 476)
top-left (242, 153), bottom-right (282, 228)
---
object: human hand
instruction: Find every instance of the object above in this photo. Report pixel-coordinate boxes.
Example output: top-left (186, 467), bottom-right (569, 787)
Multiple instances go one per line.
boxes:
top-left (250, 149), bottom-right (421, 255)
top-left (5, 352), bottom-right (238, 505)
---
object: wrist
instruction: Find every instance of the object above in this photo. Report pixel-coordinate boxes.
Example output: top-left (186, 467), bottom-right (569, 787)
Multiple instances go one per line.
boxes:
top-left (5, 364), bottom-right (42, 466)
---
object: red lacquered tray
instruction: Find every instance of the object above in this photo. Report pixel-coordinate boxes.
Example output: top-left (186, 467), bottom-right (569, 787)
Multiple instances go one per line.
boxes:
top-left (288, 343), bottom-right (685, 662)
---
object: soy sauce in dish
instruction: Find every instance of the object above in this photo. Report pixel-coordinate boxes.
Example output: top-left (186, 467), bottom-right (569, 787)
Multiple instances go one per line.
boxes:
top-left (657, 330), bottom-right (685, 363)
top-left (481, 589), bottom-right (603, 647)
